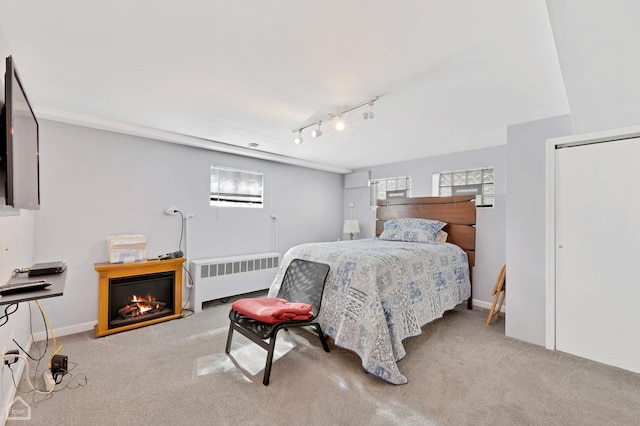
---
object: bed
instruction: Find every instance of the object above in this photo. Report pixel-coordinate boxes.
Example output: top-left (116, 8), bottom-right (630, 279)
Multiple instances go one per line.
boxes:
top-left (268, 195), bottom-right (476, 384)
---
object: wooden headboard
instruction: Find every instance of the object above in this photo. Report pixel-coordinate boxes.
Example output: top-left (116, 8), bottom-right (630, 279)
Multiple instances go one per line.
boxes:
top-left (375, 194), bottom-right (476, 267)
top-left (376, 195), bottom-right (476, 310)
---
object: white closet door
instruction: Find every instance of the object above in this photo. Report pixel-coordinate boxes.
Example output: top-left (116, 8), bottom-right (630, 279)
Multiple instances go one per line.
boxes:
top-left (556, 137), bottom-right (640, 373)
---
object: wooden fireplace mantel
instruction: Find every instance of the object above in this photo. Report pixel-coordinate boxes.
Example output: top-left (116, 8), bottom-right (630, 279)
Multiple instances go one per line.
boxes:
top-left (94, 258), bottom-right (185, 337)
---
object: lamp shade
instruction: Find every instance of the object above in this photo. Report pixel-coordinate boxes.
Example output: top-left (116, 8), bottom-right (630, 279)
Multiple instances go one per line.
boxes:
top-left (343, 219), bottom-right (360, 234)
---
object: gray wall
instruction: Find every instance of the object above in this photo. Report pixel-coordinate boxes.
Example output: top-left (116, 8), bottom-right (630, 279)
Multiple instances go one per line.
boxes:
top-left (32, 120), bottom-right (344, 331)
top-left (346, 145), bottom-right (507, 307)
top-left (506, 114), bottom-right (573, 345)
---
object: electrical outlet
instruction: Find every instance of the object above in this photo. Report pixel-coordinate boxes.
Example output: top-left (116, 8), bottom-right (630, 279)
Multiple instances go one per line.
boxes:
top-left (164, 206), bottom-right (179, 216)
top-left (4, 349), bottom-right (19, 365)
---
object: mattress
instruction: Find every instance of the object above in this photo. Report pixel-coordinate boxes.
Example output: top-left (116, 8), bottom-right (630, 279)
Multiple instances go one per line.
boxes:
top-left (268, 238), bottom-right (471, 384)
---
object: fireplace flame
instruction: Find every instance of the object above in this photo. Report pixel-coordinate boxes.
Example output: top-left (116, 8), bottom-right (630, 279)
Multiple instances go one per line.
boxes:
top-left (131, 294), bottom-right (160, 316)
top-left (116, 294), bottom-right (168, 320)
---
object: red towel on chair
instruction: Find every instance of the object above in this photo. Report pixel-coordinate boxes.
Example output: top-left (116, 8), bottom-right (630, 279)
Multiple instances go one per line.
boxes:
top-left (231, 297), bottom-right (313, 324)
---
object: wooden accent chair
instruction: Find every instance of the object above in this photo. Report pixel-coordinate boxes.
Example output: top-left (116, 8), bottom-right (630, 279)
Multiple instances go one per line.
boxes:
top-left (225, 259), bottom-right (331, 385)
top-left (486, 264), bottom-right (506, 325)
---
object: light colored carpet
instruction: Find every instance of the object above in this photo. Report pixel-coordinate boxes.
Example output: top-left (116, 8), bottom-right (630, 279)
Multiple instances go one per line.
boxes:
top-left (7, 298), bottom-right (640, 425)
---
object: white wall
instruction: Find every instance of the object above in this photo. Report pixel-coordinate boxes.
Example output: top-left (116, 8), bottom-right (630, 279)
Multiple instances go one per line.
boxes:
top-left (31, 120), bottom-right (344, 333)
top-left (546, 0), bottom-right (640, 133)
top-left (506, 114), bottom-right (573, 346)
top-left (347, 145), bottom-right (507, 307)
top-left (0, 212), bottom-right (37, 422)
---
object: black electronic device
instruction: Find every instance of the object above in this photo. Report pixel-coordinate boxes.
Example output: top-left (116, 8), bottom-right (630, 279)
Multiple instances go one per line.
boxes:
top-left (159, 250), bottom-right (183, 260)
top-left (51, 354), bottom-right (68, 375)
top-left (28, 261), bottom-right (67, 277)
top-left (0, 280), bottom-right (51, 295)
top-left (1, 55), bottom-right (40, 210)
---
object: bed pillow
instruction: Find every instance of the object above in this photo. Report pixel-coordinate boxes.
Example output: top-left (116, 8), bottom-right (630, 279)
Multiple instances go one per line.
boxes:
top-left (436, 230), bottom-right (449, 243)
top-left (379, 218), bottom-right (447, 243)
top-left (435, 230), bottom-right (448, 243)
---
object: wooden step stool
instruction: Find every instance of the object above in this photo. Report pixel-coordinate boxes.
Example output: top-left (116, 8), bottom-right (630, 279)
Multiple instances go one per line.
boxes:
top-left (486, 264), bottom-right (506, 325)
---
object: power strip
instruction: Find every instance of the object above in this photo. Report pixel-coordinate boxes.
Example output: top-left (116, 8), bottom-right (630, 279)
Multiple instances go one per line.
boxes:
top-left (44, 370), bottom-right (55, 391)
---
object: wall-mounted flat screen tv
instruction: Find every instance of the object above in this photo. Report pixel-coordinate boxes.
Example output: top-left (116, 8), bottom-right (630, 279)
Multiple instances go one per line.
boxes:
top-left (1, 55), bottom-right (40, 210)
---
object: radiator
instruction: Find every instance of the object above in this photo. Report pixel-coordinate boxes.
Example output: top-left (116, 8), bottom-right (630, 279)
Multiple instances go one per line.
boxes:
top-left (188, 252), bottom-right (281, 313)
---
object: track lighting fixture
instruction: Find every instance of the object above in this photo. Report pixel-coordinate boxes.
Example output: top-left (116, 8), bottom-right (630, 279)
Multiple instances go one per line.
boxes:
top-left (311, 121), bottom-right (323, 138)
top-left (291, 96), bottom-right (379, 144)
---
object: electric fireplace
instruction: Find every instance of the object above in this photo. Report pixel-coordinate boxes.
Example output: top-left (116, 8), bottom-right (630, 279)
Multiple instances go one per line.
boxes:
top-left (94, 258), bottom-right (184, 337)
top-left (109, 271), bottom-right (175, 329)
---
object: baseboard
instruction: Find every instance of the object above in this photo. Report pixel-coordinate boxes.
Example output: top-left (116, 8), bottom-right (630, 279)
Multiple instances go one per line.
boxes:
top-left (473, 299), bottom-right (506, 312)
top-left (32, 321), bottom-right (95, 342)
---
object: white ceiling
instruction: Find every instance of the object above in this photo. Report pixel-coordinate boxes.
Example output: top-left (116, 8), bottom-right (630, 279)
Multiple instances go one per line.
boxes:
top-left (0, 0), bottom-right (570, 173)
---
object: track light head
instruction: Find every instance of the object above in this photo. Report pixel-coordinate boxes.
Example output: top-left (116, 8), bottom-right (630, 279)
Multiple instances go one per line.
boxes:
top-left (311, 121), bottom-right (323, 138)
top-left (293, 130), bottom-right (303, 144)
top-left (335, 116), bottom-right (345, 132)
top-left (363, 102), bottom-right (375, 120)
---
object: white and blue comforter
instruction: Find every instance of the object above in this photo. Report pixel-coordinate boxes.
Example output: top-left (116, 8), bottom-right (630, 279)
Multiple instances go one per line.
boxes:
top-left (268, 238), bottom-right (471, 384)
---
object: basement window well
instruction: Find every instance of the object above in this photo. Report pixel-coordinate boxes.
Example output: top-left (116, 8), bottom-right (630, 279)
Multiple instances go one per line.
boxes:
top-left (210, 166), bottom-right (264, 208)
top-left (432, 167), bottom-right (494, 207)
top-left (370, 176), bottom-right (411, 207)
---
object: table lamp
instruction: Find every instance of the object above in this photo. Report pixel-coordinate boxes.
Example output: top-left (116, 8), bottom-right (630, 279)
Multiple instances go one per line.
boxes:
top-left (343, 219), bottom-right (360, 240)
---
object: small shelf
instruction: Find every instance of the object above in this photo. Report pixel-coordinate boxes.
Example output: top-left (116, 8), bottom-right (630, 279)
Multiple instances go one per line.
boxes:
top-left (0, 270), bottom-right (67, 306)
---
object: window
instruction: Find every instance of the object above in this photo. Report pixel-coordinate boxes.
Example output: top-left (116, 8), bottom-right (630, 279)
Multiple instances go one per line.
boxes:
top-left (210, 166), bottom-right (264, 208)
top-left (433, 167), bottom-right (494, 207)
top-left (370, 176), bottom-right (411, 206)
